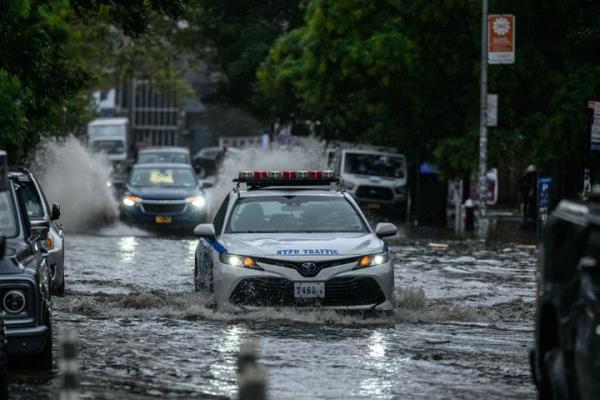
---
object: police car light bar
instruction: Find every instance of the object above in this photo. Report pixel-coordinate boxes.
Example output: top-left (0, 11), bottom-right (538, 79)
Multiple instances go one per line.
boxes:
top-left (235, 170), bottom-right (338, 187)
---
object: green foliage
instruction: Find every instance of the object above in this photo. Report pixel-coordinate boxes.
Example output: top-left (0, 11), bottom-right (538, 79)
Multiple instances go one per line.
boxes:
top-left (256, 0), bottom-right (600, 179)
top-left (0, 0), bottom-right (188, 161)
top-left (183, 0), bottom-right (304, 116)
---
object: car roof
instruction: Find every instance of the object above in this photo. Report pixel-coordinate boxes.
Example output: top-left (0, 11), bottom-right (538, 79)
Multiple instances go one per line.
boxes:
top-left (132, 163), bottom-right (194, 170)
top-left (342, 149), bottom-right (405, 157)
top-left (88, 118), bottom-right (128, 126)
top-left (236, 188), bottom-right (345, 198)
top-left (139, 147), bottom-right (190, 154)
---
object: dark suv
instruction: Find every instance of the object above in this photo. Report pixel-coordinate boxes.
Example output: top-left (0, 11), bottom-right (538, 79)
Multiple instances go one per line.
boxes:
top-left (8, 167), bottom-right (64, 295)
top-left (0, 151), bottom-right (53, 369)
top-left (532, 197), bottom-right (600, 399)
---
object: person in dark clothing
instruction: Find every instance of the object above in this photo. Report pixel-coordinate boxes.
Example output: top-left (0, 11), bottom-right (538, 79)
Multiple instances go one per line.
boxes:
top-left (519, 165), bottom-right (537, 228)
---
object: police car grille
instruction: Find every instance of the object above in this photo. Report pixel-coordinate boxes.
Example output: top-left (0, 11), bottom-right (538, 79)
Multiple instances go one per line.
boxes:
top-left (230, 278), bottom-right (295, 306)
top-left (355, 186), bottom-right (394, 201)
top-left (141, 203), bottom-right (185, 214)
top-left (323, 277), bottom-right (385, 306)
top-left (229, 277), bottom-right (385, 307)
top-left (253, 257), bottom-right (360, 278)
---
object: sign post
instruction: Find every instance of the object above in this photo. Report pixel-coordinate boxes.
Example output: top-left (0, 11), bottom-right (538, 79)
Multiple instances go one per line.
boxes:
top-left (477, 0), bottom-right (490, 239)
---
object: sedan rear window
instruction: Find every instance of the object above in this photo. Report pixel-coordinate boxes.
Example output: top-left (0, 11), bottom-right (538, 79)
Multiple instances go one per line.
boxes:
top-left (227, 196), bottom-right (366, 233)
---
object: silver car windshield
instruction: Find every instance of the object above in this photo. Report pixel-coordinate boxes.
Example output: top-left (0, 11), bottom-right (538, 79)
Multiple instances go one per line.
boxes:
top-left (0, 191), bottom-right (18, 237)
top-left (344, 153), bottom-right (405, 178)
top-left (227, 196), bottom-right (367, 233)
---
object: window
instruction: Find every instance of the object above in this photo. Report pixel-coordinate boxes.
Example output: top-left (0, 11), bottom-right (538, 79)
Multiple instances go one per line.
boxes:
top-left (0, 191), bottom-right (18, 237)
top-left (19, 182), bottom-right (45, 219)
top-left (129, 167), bottom-right (197, 188)
top-left (213, 196), bottom-right (230, 235)
top-left (227, 196), bottom-right (366, 233)
top-left (344, 153), bottom-right (405, 178)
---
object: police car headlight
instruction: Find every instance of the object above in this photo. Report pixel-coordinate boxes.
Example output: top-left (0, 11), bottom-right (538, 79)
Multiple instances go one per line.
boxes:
top-left (219, 253), bottom-right (259, 269)
top-left (357, 252), bottom-right (390, 268)
top-left (3, 290), bottom-right (26, 313)
top-left (186, 196), bottom-right (206, 208)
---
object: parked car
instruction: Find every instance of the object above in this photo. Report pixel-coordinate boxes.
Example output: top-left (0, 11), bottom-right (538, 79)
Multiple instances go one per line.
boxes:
top-left (8, 167), bottom-right (65, 295)
top-left (137, 147), bottom-right (191, 165)
top-left (531, 197), bottom-right (600, 400)
top-left (0, 151), bottom-right (53, 369)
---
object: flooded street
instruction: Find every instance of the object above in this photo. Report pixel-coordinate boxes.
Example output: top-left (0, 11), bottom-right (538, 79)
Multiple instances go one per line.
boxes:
top-left (9, 228), bottom-right (536, 399)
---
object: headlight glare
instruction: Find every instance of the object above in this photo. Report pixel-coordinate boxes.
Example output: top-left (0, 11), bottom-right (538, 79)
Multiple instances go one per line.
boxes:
top-left (219, 253), bottom-right (258, 269)
top-left (186, 196), bottom-right (206, 208)
top-left (357, 252), bottom-right (390, 268)
top-left (122, 195), bottom-right (141, 207)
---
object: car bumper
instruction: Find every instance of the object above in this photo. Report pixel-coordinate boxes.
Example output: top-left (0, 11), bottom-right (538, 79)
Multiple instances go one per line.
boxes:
top-left (213, 260), bottom-right (395, 311)
top-left (6, 325), bottom-right (49, 355)
top-left (120, 204), bottom-right (207, 231)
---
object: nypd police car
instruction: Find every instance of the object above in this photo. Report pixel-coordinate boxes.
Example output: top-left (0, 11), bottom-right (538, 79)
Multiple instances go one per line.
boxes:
top-left (193, 170), bottom-right (397, 311)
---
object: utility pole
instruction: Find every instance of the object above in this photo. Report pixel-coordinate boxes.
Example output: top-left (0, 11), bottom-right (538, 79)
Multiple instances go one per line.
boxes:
top-left (478, 0), bottom-right (489, 239)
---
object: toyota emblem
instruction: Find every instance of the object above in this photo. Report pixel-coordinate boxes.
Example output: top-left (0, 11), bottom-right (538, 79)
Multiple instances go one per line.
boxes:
top-left (301, 262), bottom-right (317, 273)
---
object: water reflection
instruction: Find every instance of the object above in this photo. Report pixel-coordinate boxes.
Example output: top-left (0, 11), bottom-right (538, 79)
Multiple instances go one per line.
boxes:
top-left (117, 236), bottom-right (138, 264)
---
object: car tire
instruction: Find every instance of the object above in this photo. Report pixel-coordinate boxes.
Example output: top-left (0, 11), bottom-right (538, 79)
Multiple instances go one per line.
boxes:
top-left (0, 319), bottom-right (8, 399)
top-left (540, 349), bottom-right (570, 400)
top-left (29, 312), bottom-right (53, 371)
top-left (194, 261), bottom-right (201, 292)
top-left (54, 276), bottom-right (65, 297)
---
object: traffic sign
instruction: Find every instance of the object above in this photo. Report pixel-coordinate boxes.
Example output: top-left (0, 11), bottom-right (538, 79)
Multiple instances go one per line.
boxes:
top-left (488, 15), bottom-right (515, 64)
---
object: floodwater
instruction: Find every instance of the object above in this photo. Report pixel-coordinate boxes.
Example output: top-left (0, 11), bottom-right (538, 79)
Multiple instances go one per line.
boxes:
top-left (9, 227), bottom-right (537, 399)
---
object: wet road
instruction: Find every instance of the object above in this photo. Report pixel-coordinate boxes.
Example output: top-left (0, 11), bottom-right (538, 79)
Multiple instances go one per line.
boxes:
top-left (10, 227), bottom-right (537, 399)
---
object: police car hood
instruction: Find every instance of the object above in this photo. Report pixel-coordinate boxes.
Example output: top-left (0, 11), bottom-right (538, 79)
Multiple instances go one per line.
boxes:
top-left (219, 232), bottom-right (384, 258)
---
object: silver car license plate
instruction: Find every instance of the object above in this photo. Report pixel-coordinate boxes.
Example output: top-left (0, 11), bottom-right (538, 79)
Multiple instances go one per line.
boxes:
top-left (294, 282), bottom-right (325, 298)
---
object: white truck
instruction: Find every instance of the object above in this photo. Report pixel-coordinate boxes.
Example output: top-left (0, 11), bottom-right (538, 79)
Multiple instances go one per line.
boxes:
top-left (87, 118), bottom-right (130, 186)
top-left (332, 148), bottom-right (408, 218)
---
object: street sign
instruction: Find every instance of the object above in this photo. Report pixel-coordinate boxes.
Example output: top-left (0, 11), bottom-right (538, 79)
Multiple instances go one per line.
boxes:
top-left (538, 176), bottom-right (551, 229)
top-left (487, 94), bottom-right (498, 126)
top-left (488, 15), bottom-right (515, 64)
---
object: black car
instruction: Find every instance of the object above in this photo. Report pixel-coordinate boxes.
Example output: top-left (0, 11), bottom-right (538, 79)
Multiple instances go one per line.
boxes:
top-left (119, 163), bottom-right (209, 232)
top-left (8, 167), bottom-right (64, 295)
top-left (0, 151), bottom-right (53, 369)
top-left (531, 196), bottom-right (600, 400)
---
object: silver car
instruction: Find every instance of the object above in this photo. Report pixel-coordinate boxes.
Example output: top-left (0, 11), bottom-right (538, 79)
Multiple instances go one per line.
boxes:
top-left (9, 168), bottom-right (65, 295)
top-left (193, 171), bottom-right (397, 311)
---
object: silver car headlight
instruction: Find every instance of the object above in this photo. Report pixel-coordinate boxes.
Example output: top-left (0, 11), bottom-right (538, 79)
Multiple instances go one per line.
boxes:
top-left (219, 253), bottom-right (261, 269)
top-left (356, 252), bottom-right (390, 268)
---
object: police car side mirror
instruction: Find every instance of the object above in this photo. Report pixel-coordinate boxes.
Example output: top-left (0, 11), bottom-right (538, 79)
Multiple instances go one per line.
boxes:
top-left (194, 223), bottom-right (216, 238)
top-left (51, 203), bottom-right (61, 220)
top-left (200, 181), bottom-right (214, 189)
top-left (30, 220), bottom-right (49, 241)
top-left (375, 223), bottom-right (397, 238)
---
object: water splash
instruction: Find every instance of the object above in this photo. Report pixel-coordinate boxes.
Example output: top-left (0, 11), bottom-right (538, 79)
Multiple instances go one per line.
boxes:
top-left (207, 138), bottom-right (326, 218)
top-left (29, 136), bottom-right (118, 231)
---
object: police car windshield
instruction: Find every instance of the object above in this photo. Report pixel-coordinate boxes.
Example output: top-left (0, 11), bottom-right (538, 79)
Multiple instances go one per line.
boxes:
top-left (227, 196), bottom-right (367, 233)
top-left (0, 191), bottom-right (18, 237)
top-left (129, 167), bottom-right (197, 188)
top-left (344, 153), bottom-right (405, 178)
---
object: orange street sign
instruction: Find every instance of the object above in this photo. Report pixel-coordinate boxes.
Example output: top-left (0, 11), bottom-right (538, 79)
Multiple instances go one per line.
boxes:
top-left (488, 15), bottom-right (515, 64)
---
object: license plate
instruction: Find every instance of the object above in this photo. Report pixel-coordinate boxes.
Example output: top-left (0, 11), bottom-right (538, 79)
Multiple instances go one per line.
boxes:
top-left (368, 202), bottom-right (382, 210)
top-left (294, 282), bottom-right (325, 298)
top-left (155, 216), bottom-right (172, 224)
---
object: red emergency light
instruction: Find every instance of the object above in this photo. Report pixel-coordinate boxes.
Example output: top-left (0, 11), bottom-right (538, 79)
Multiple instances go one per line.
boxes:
top-left (235, 170), bottom-right (338, 188)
